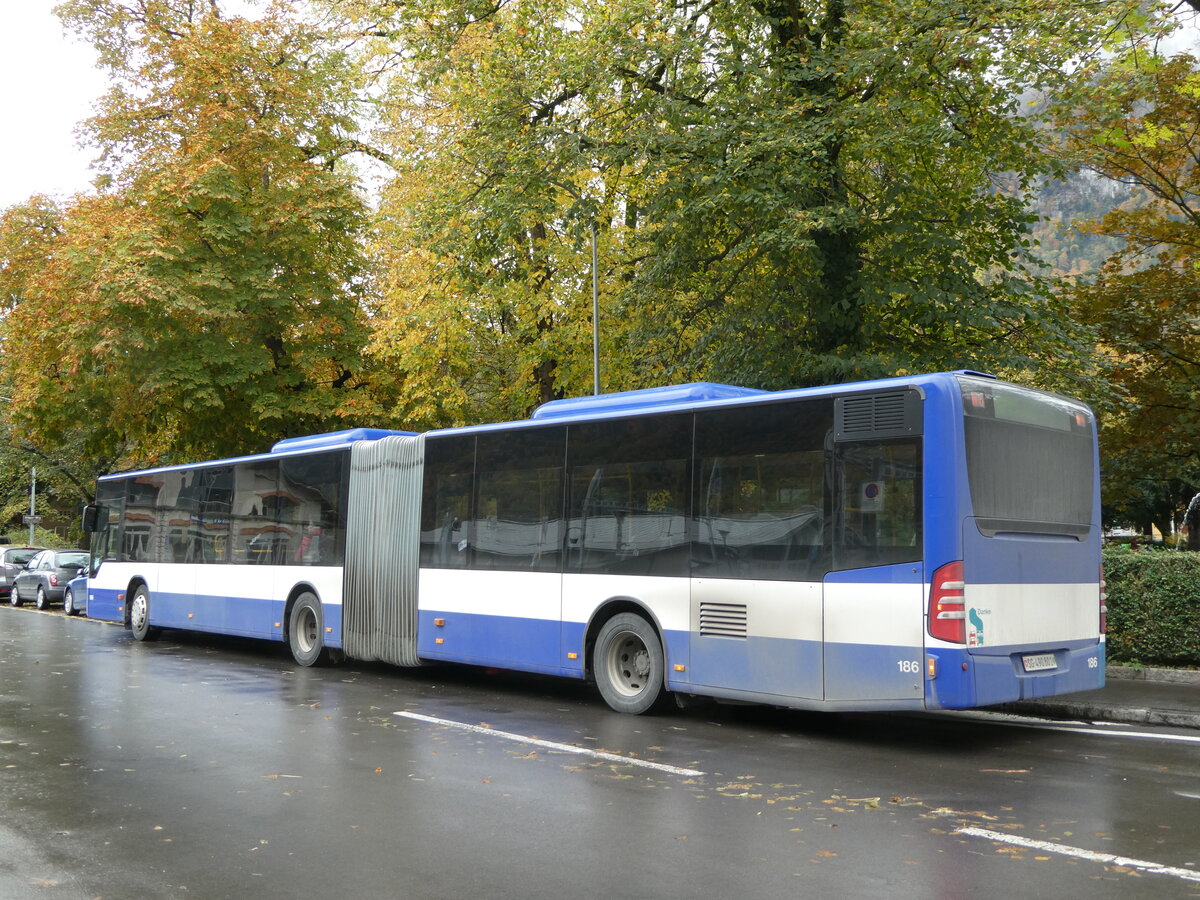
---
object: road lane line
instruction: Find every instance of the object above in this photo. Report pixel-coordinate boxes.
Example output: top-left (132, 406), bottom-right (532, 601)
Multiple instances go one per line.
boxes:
top-left (950, 711), bottom-right (1200, 745)
top-left (394, 711), bottom-right (706, 777)
top-left (956, 827), bottom-right (1200, 883)
top-left (1040, 725), bottom-right (1200, 744)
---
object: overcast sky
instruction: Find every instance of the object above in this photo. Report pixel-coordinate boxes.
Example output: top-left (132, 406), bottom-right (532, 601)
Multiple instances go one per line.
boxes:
top-left (0, 1), bottom-right (107, 210)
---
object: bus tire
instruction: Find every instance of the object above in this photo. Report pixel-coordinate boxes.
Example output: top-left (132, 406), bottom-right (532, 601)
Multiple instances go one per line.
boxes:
top-left (129, 585), bottom-right (161, 642)
top-left (288, 592), bottom-right (328, 667)
top-left (593, 612), bottom-right (668, 715)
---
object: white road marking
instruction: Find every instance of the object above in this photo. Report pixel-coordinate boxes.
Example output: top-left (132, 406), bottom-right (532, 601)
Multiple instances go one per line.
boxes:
top-left (957, 827), bottom-right (1200, 883)
top-left (1035, 725), bottom-right (1200, 744)
top-left (949, 711), bottom-right (1200, 745)
top-left (394, 711), bottom-right (706, 777)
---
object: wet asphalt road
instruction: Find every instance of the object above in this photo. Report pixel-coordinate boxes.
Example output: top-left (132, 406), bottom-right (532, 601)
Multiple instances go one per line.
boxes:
top-left (2, 608), bottom-right (1199, 899)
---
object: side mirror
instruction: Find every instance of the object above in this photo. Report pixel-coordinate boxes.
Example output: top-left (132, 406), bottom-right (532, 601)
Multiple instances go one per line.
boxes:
top-left (82, 505), bottom-right (101, 533)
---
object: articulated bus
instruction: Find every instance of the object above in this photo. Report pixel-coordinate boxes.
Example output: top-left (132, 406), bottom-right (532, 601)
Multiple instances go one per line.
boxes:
top-left (82, 371), bottom-right (1105, 714)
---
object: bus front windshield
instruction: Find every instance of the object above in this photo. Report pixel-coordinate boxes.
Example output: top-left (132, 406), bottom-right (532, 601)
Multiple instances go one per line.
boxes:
top-left (958, 377), bottom-right (1096, 538)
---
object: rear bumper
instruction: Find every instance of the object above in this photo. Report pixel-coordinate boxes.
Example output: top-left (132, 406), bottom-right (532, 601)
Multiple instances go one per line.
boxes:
top-left (925, 639), bottom-right (1105, 709)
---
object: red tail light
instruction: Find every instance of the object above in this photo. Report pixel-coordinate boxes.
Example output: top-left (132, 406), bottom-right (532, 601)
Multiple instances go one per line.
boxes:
top-left (928, 560), bottom-right (966, 643)
top-left (49, 574), bottom-right (59, 587)
top-left (1099, 564), bottom-right (1108, 634)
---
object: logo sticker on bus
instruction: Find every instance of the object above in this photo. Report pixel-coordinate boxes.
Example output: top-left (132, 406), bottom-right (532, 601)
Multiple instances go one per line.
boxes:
top-left (968, 608), bottom-right (986, 647)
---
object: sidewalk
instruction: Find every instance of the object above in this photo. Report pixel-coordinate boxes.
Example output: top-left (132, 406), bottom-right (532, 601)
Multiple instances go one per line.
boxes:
top-left (1001, 666), bottom-right (1200, 730)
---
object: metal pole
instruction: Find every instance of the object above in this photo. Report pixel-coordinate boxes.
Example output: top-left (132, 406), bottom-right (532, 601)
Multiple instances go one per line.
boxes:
top-left (28, 467), bottom-right (35, 546)
top-left (591, 220), bottom-right (600, 396)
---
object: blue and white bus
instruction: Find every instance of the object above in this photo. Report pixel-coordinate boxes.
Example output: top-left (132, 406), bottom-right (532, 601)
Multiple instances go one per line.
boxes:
top-left (83, 371), bottom-right (1105, 714)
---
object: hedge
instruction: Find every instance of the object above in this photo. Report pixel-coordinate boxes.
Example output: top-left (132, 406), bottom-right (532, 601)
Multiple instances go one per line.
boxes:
top-left (1102, 546), bottom-right (1200, 667)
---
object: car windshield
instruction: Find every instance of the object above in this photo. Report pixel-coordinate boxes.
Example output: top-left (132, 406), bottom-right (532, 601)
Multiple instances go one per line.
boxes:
top-left (58, 552), bottom-right (89, 567)
top-left (6, 549), bottom-right (38, 565)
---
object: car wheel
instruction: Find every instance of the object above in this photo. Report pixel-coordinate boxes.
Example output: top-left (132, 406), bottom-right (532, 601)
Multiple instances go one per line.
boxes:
top-left (35, 585), bottom-right (48, 611)
top-left (10, 583), bottom-right (23, 607)
top-left (63, 588), bottom-right (77, 616)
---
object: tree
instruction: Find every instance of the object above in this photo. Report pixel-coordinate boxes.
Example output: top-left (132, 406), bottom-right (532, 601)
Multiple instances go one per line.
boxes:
top-left (0, 0), bottom-right (382, 470)
top-left (0, 197), bottom-right (127, 527)
top-left (349, 0), bottom-right (1151, 425)
top-left (1053, 16), bottom-right (1200, 530)
top-left (0, 196), bottom-right (64, 315)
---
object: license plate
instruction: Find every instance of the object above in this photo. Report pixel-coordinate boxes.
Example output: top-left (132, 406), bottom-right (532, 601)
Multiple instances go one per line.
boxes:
top-left (1022, 653), bottom-right (1057, 672)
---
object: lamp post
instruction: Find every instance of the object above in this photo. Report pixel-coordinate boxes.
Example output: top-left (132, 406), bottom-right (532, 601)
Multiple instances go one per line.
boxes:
top-left (553, 181), bottom-right (601, 395)
top-left (0, 397), bottom-right (42, 543)
top-left (590, 220), bottom-right (600, 396)
top-left (26, 467), bottom-right (37, 545)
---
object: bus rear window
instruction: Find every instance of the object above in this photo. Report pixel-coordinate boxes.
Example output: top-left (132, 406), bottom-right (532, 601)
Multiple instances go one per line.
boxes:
top-left (959, 377), bottom-right (1095, 538)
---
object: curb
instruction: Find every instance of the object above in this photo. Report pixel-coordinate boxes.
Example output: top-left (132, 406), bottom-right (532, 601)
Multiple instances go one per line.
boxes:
top-left (995, 665), bottom-right (1200, 730)
top-left (998, 700), bottom-right (1200, 730)
top-left (1105, 665), bottom-right (1200, 685)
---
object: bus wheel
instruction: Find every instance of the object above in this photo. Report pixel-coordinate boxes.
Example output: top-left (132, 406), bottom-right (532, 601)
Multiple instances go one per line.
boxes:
top-left (129, 586), bottom-right (161, 641)
top-left (288, 592), bottom-right (328, 667)
top-left (594, 613), bottom-right (667, 715)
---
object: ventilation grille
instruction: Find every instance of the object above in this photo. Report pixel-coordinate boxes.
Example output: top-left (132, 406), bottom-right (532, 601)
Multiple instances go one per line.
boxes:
top-left (699, 602), bottom-right (748, 638)
top-left (835, 390), bottom-right (920, 441)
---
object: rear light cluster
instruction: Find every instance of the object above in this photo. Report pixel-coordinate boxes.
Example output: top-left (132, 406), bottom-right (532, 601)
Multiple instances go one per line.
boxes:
top-left (1099, 564), bottom-right (1108, 634)
top-left (928, 560), bottom-right (966, 643)
top-left (49, 574), bottom-right (59, 587)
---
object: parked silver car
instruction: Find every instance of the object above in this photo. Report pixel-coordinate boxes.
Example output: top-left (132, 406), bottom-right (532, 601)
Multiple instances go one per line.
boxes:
top-left (0, 546), bottom-right (44, 600)
top-left (11, 549), bottom-right (89, 610)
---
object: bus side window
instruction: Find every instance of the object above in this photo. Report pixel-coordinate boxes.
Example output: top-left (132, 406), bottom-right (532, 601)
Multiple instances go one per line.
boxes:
top-left (693, 398), bottom-right (832, 581)
top-left (121, 476), bottom-right (161, 563)
top-left (567, 415), bottom-right (691, 577)
top-left (420, 435), bottom-right (476, 569)
top-left (157, 471), bottom-right (197, 563)
top-left (833, 439), bottom-right (921, 570)
top-left (195, 468), bottom-right (234, 564)
top-left (278, 451), bottom-right (349, 567)
top-left (472, 427), bottom-right (565, 572)
top-left (231, 460), bottom-right (280, 564)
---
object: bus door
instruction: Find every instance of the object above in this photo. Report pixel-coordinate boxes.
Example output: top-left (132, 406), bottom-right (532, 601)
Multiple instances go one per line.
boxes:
top-left (823, 396), bottom-right (926, 704)
top-left (82, 488), bottom-right (125, 623)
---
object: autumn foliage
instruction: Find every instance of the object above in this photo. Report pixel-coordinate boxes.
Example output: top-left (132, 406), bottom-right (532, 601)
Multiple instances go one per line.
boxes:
top-left (1055, 34), bottom-right (1200, 528)
top-left (2, 1), bottom-right (379, 478)
top-left (4, 0), bottom-right (1200, 533)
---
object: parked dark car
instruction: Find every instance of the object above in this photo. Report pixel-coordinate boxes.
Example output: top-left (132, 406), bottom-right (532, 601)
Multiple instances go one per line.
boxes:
top-left (11, 549), bottom-right (89, 610)
top-left (0, 546), bottom-right (44, 600)
top-left (63, 572), bottom-right (87, 617)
